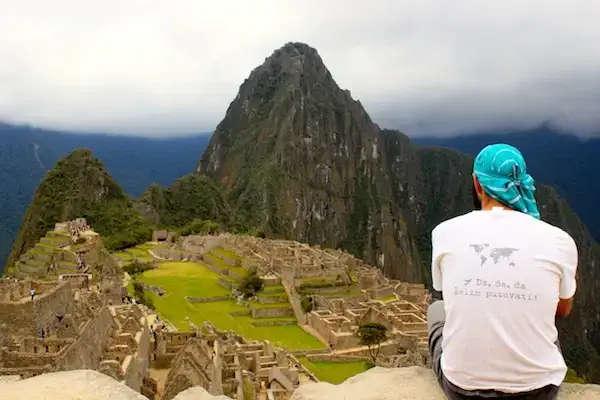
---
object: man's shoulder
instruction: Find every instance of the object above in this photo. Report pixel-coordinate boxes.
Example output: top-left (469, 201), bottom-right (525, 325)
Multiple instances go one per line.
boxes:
top-left (432, 212), bottom-right (476, 237)
top-left (533, 218), bottom-right (577, 247)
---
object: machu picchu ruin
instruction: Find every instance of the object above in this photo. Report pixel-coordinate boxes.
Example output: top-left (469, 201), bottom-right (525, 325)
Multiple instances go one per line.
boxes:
top-left (0, 218), bottom-right (435, 399)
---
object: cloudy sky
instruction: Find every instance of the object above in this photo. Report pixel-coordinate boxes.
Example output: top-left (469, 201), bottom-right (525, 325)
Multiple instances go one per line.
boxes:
top-left (1, 0), bottom-right (599, 137)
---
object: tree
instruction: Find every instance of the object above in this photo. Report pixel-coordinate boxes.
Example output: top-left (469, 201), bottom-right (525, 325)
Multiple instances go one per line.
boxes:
top-left (122, 260), bottom-right (155, 276)
top-left (356, 322), bottom-right (388, 364)
top-left (237, 267), bottom-right (264, 299)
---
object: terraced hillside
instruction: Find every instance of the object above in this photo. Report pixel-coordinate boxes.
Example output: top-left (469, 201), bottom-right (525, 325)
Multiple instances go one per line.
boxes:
top-left (7, 222), bottom-right (122, 282)
top-left (119, 242), bottom-right (325, 352)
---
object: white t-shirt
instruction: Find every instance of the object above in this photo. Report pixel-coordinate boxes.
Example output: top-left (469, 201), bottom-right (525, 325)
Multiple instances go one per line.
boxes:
top-left (432, 207), bottom-right (578, 393)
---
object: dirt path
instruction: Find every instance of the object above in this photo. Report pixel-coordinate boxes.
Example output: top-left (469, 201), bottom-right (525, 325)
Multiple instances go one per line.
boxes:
top-left (331, 340), bottom-right (396, 355)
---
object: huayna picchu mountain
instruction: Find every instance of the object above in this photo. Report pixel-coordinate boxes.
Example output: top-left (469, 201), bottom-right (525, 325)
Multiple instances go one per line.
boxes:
top-left (195, 42), bottom-right (600, 381)
top-left (6, 149), bottom-right (153, 271)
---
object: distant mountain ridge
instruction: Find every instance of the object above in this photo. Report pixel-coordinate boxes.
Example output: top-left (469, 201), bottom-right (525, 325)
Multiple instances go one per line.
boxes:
top-left (0, 123), bottom-right (211, 270)
top-left (413, 127), bottom-right (600, 242)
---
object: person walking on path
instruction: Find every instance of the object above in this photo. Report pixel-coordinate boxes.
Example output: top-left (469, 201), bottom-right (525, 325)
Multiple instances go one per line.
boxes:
top-left (427, 143), bottom-right (578, 399)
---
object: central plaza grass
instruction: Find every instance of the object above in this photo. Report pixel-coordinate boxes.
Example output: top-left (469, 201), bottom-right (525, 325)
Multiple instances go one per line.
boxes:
top-left (298, 357), bottom-right (370, 384)
top-left (138, 260), bottom-right (325, 351)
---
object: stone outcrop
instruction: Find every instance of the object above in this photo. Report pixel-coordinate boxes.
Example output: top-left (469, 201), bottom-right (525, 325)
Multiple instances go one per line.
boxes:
top-left (2, 367), bottom-right (600, 400)
top-left (172, 386), bottom-right (234, 400)
top-left (290, 367), bottom-right (600, 400)
top-left (0, 369), bottom-right (147, 400)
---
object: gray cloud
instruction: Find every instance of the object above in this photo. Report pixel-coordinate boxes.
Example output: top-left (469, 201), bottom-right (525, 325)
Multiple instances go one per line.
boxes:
top-left (0, 0), bottom-right (599, 137)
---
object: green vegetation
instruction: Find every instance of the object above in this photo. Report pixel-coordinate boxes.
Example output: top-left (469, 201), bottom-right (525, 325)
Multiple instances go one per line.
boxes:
top-left (122, 260), bottom-right (156, 276)
top-left (6, 149), bottom-right (154, 269)
top-left (565, 368), bottom-right (586, 384)
top-left (132, 281), bottom-right (155, 309)
top-left (237, 267), bottom-right (265, 299)
top-left (177, 219), bottom-right (221, 236)
top-left (140, 174), bottom-right (231, 229)
top-left (356, 322), bottom-right (388, 364)
top-left (84, 198), bottom-right (154, 251)
top-left (298, 357), bottom-right (370, 384)
top-left (301, 295), bottom-right (315, 312)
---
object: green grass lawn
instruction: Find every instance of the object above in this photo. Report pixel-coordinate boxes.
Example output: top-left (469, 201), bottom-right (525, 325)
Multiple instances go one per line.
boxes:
top-left (298, 357), bottom-right (370, 384)
top-left (113, 251), bottom-right (133, 261)
top-left (211, 246), bottom-right (242, 260)
top-left (138, 261), bottom-right (324, 351)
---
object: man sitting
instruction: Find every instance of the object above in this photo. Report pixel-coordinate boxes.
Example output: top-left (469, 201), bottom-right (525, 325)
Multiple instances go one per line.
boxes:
top-left (428, 144), bottom-right (578, 399)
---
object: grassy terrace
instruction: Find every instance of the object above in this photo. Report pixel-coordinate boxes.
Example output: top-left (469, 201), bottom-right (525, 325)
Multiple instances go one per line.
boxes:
top-left (298, 357), bottom-right (370, 384)
top-left (130, 256), bottom-right (324, 351)
top-left (113, 243), bottom-right (155, 262)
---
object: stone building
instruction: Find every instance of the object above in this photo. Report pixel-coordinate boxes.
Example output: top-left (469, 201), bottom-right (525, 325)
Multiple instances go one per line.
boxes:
top-left (0, 278), bottom-right (154, 396)
top-left (154, 323), bottom-right (315, 400)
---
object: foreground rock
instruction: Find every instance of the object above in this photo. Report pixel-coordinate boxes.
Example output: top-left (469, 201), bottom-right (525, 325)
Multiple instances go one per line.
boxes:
top-left (172, 387), bottom-right (233, 400)
top-left (0, 370), bottom-right (146, 400)
top-left (291, 367), bottom-right (600, 400)
top-left (1, 367), bottom-right (600, 400)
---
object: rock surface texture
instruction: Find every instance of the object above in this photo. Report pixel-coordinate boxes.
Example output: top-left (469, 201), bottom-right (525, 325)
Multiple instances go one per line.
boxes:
top-left (291, 367), bottom-right (600, 400)
top-left (171, 386), bottom-right (234, 400)
top-left (1, 367), bottom-right (600, 400)
top-left (0, 370), bottom-right (147, 400)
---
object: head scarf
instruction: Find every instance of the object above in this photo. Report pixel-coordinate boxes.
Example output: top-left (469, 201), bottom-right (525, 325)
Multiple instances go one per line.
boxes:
top-left (473, 143), bottom-right (540, 219)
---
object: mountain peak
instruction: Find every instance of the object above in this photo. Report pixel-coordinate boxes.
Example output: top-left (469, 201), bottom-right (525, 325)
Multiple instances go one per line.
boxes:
top-left (262, 42), bottom-right (324, 75)
top-left (6, 148), bottom-right (128, 268)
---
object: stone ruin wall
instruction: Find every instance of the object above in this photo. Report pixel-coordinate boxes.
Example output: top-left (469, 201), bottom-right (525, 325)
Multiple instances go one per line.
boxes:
top-left (54, 305), bottom-right (115, 371)
top-left (0, 280), bottom-right (74, 338)
top-left (0, 274), bottom-right (152, 394)
top-left (154, 323), bottom-right (313, 400)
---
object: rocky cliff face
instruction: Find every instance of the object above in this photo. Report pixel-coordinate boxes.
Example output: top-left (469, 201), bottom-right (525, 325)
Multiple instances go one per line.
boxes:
top-left (197, 42), bottom-right (421, 280)
top-left (196, 43), bottom-right (600, 381)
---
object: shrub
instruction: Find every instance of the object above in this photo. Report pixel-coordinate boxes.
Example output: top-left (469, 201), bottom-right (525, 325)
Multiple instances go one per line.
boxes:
top-left (178, 219), bottom-right (221, 236)
top-left (237, 268), bottom-right (265, 299)
top-left (301, 295), bottom-right (315, 313)
top-left (123, 260), bottom-right (156, 276)
top-left (132, 280), bottom-right (155, 309)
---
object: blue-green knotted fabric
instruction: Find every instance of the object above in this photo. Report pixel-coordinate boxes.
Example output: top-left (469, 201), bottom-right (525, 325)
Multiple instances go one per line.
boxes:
top-left (473, 143), bottom-right (540, 219)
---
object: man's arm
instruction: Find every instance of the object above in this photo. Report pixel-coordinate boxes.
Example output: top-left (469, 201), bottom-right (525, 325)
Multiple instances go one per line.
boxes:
top-left (556, 297), bottom-right (573, 318)
top-left (555, 233), bottom-right (578, 318)
top-left (431, 225), bottom-right (445, 292)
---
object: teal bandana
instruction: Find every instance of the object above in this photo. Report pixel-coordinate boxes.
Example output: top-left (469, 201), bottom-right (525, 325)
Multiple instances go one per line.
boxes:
top-left (473, 144), bottom-right (540, 219)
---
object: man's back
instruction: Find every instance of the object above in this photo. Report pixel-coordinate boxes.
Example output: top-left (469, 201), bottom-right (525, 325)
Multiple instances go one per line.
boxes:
top-left (432, 207), bottom-right (578, 393)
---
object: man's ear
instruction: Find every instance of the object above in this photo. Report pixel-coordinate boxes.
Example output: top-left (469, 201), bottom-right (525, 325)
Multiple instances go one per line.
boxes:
top-left (472, 174), bottom-right (484, 197)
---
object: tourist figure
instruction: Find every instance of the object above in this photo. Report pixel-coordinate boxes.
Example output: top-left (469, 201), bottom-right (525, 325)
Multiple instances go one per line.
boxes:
top-left (427, 144), bottom-right (577, 399)
top-left (56, 312), bottom-right (63, 323)
top-left (30, 288), bottom-right (35, 301)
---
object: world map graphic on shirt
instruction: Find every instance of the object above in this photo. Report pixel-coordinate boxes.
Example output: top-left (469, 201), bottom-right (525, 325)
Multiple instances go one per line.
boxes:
top-left (469, 243), bottom-right (519, 266)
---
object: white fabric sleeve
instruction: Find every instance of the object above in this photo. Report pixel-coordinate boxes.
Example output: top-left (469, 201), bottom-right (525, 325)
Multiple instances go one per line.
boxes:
top-left (431, 225), bottom-right (444, 292)
top-left (555, 232), bottom-right (578, 299)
